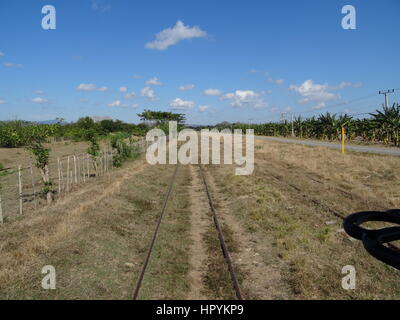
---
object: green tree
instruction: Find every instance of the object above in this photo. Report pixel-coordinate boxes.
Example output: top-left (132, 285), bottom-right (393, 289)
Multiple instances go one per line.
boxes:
top-left (24, 124), bottom-right (59, 204)
top-left (84, 128), bottom-right (100, 175)
top-left (138, 110), bottom-right (186, 125)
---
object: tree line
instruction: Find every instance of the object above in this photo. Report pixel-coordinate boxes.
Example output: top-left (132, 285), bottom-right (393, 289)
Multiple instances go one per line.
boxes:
top-left (0, 110), bottom-right (186, 203)
top-left (214, 103), bottom-right (400, 146)
top-left (0, 110), bottom-right (186, 148)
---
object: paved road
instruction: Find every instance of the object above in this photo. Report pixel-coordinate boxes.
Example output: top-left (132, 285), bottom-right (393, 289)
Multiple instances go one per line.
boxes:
top-left (256, 136), bottom-right (400, 156)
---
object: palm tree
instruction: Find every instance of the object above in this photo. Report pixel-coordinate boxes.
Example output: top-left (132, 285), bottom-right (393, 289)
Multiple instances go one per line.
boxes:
top-left (370, 103), bottom-right (400, 145)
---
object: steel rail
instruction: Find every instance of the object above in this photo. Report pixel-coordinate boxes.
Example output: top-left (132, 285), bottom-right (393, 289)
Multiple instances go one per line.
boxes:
top-left (198, 164), bottom-right (244, 300)
top-left (132, 164), bottom-right (180, 300)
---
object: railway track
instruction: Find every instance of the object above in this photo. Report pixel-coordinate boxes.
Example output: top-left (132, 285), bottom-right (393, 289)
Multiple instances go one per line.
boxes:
top-left (132, 164), bottom-right (243, 300)
top-left (198, 164), bottom-right (243, 300)
top-left (132, 164), bottom-right (180, 300)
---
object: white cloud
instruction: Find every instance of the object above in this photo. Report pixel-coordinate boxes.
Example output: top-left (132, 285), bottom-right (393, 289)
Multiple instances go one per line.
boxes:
top-left (222, 90), bottom-right (267, 109)
top-left (0, 51), bottom-right (4, 57)
top-left (108, 100), bottom-right (129, 108)
top-left (268, 77), bottom-right (284, 85)
top-left (312, 102), bottom-right (326, 110)
top-left (119, 87), bottom-right (128, 92)
top-left (124, 92), bottom-right (136, 99)
top-left (0, 99), bottom-right (7, 104)
top-left (32, 97), bottom-right (48, 104)
top-left (335, 81), bottom-right (362, 89)
top-left (77, 83), bottom-right (97, 91)
top-left (169, 98), bottom-right (195, 110)
top-left (261, 89), bottom-right (272, 95)
top-left (4, 62), bottom-right (22, 68)
top-left (178, 84), bottom-right (195, 91)
top-left (108, 100), bottom-right (120, 107)
top-left (91, 0), bottom-right (111, 13)
top-left (145, 20), bottom-right (208, 51)
top-left (92, 116), bottom-right (113, 123)
top-left (33, 90), bottom-right (44, 95)
top-left (289, 80), bottom-right (338, 105)
top-left (146, 77), bottom-right (163, 86)
top-left (133, 74), bottom-right (142, 79)
top-left (199, 105), bottom-right (209, 112)
top-left (77, 84), bottom-right (108, 92)
top-left (141, 86), bottom-right (157, 100)
top-left (203, 88), bottom-right (222, 96)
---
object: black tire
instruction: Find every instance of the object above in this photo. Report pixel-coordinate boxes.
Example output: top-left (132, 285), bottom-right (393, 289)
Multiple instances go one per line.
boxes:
top-left (343, 210), bottom-right (400, 270)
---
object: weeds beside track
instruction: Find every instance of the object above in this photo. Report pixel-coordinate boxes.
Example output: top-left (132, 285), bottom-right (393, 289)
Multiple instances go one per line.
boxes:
top-left (132, 163), bottom-right (244, 300)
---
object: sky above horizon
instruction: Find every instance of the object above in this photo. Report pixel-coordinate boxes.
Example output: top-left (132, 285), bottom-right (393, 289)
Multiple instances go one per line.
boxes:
top-left (0, 0), bottom-right (399, 125)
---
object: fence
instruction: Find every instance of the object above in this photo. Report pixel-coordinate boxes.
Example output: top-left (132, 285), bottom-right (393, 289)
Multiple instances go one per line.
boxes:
top-left (0, 139), bottom-right (149, 225)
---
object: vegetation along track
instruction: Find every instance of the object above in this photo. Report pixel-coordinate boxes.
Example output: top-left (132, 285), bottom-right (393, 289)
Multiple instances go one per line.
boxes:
top-left (261, 166), bottom-right (400, 252)
top-left (132, 163), bottom-right (243, 300)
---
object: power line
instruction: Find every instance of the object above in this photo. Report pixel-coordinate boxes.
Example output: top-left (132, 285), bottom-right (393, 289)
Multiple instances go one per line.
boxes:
top-left (271, 88), bottom-right (399, 121)
top-left (379, 89), bottom-right (396, 108)
top-left (292, 92), bottom-right (379, 116)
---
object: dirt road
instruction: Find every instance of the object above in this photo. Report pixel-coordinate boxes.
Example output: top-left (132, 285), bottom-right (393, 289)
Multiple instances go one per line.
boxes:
top-left (256, 136), bottom-right (400, 156)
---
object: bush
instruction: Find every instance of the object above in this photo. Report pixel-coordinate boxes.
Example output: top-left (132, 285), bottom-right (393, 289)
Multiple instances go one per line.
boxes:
top-left (0, 121), bottom-right (60, 148)
top-left (110, 135), bottom-right (140, 168)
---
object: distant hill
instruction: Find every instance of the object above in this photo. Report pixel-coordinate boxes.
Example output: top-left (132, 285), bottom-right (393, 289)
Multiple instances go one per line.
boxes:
top-left (91, 116), bottom-right (113, 123)
top-left (36, 120), bottom-right (62, 125)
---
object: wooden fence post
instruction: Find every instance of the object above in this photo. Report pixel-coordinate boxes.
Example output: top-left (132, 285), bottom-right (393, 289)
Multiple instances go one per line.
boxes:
top-left (82, 156), bottom-right (86, 183)
top-left (18, 165), bottom-right (23, 215)
top-left (0, 195), bottom-right (3, 225)
top-left (101, 152), bottom-right (104, 175)
top-left (77, 155), bottom-right (81, 184)
top-left (57, 158), bottom-right (61, 195)
top-left (60, 160), bottom-right (64, 193)
top-left (44, 163), bottom-right (52, 205)
top-left (87, 154), bottom-right (90, 179)
top-left (30, 165), bottom-right (37, 208)
top-left (74, 155), bottom-right (77, 184)
top-left (66, 156), bottom-right (70, 192)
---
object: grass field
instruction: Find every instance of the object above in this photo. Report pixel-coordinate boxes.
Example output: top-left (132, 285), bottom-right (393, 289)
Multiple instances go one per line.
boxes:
top-left (0, 140), bottom-right (114, 222)
top-left (0, 139), bottom-right (399, 299)
top-left (207, 139), bottom-right (400, 299)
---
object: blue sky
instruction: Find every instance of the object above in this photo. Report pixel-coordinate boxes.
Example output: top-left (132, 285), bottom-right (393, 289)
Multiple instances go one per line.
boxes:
top-left (0, 0), bottom-right (399, 124)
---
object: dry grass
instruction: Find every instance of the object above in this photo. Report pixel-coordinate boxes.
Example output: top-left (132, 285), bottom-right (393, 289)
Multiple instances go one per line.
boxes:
top-left (206, 140), bottom-right (400, 299)
top-left (137, 165), bottom-right (193, 300)
top-left (0, 140), bottom-right (109, 220)
top-left (0, 152), bottom-right (198, 299)
top-left (202, 222), bottom-right (241, 300)
top-left (2, 137), bottom-right (399, 300)
top-left (0, 141), bottom-right (92, 169)
top-left (203, 166), bottom-right (291, 300)
top-left (0, 157), bottom-right (149, 299)
top-left (255, 140), bottom-right (400, 209)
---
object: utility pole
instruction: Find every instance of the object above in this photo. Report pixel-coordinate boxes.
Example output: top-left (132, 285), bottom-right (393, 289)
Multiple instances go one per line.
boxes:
top-left (280, 112), bottom-right (287, 123)
top-left (342, 127), bottom-right (346, 154)
top-left (291, 113), bottom-right (295, 137)
top-left (379, 89), bottom-right (395, 108)
top-left (247, 118), bottom-right (253, 130)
